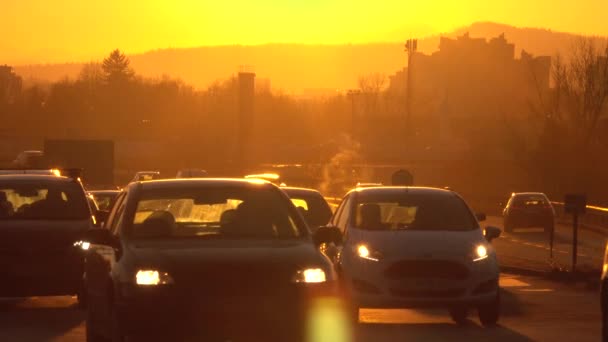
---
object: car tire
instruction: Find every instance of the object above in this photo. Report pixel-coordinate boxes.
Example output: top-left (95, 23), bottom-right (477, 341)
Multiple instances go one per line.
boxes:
top-left (449, 307), bottom-right (468, 325)
top-left (478, 291), bottom-right (500, 327)
top-left (85, 298), bottom-right (106, 342)
top-left (603, 308), bottom-right (608, 342)
top-left (77, 286), bottom-right (87, 309)
top-left (110, 304), bottom-right (126, 342)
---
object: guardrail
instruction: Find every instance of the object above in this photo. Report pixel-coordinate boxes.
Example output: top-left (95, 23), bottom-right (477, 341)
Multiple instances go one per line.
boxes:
top-left (551, 201), bottom-right (608, 232)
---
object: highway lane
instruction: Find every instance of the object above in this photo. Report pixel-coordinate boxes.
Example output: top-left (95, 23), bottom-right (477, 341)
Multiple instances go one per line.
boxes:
top-left (0, 273), bottom-right (600, 341)
top-left (486, 216), bottom-right (606, 272)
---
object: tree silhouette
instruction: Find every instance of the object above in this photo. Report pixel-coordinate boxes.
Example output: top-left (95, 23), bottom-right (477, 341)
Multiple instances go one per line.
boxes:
top-left (102, 49), bottom-right (134, 85)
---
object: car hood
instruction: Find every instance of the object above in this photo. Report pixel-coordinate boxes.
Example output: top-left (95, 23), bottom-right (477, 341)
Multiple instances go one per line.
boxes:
top-left (128, 239), bottom-right (332, 281)
top-left (347, 227), bottom-right (488, 260)
top-left (0, 220), bottom-right (91, 250)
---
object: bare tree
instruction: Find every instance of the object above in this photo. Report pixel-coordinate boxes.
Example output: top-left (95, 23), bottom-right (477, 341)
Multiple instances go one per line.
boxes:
top-left (550, 38), bottom-right (608, 149)
top-left (357, 73), bottom-right (387, 116)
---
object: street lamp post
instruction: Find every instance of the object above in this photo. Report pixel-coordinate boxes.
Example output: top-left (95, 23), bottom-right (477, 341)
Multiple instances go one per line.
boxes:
top-left (404, 39), bottom-right (418, 141)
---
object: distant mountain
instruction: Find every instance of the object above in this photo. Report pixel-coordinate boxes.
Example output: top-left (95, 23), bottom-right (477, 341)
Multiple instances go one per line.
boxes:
top-left (13, 22), bottom-right (605, 93)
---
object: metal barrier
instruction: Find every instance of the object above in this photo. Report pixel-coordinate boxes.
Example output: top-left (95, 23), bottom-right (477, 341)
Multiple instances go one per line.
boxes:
top-left (551, 201), bottom-right (608, 232)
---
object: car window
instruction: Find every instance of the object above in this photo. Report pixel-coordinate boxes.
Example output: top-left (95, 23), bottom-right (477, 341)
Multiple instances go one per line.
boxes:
top-left (92, 193), bottom-right (117, 211)
top-left (336, 195), bottom-right (353, 232)
top-left (105, 192), bottom-right (125, 232)
top-left (129, 186), bottom-right (305, 240)
top-left (0, 180), bottom-right (89, 220)
top-left (287, 193), bottom-right (332, 228)
top-left (512, 195), bottom-right (549, 207)
top-left (331, 197), bottom-right (346, 227)
top-left (354, 192), bottom-right (477, 231)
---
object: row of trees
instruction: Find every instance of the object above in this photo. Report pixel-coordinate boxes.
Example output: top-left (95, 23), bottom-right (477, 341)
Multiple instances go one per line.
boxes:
top-left (1, 41), bottom-right (608, 202)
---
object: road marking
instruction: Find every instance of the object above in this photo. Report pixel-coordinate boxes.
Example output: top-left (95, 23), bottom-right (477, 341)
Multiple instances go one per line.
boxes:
top-left (500, 277), bottom-right (530, 287)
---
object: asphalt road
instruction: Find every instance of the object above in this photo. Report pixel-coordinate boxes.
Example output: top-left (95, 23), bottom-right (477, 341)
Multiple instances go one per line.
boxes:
top-left (486, 216), bottom-right (606, 273)
top-left (0, 273), bottom-right (600, 342)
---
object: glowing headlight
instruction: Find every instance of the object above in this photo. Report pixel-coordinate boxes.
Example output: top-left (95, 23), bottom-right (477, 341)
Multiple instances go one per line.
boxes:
top-left (474, 245), bottom-right (489, 262)
top-left (135, 270), bottom-right (174, 286)
top-left (293, 268), bottom-right (327, 283)
top-left (73, 240), bottom-right (90, 251)
top-left (357, 244), bottom-right (380, 262)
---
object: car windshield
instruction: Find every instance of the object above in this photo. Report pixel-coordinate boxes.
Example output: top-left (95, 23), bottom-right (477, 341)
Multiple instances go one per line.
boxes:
top-left (0, 180), bottom-right (90, 220)
top-left (354, 192), bottom-right (478, 231)
top-left (130, 186), bottom-right (305, 240)
top-left (512, 195), bottom-right (549, 207)
top-left (91, 193), bottom-right (118, 211)
top-left (285, 192), bottom-right (333, 228)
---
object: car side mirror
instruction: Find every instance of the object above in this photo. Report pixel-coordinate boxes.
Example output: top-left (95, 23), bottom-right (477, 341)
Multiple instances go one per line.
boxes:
top-left (484, 226), bottom-right (501, 242)
top-left (94, 210), bottom-right (110, 227)
top-left (313, 226), bottom-right (343, 246)
top-left (476, 213), bottom-right (487, 222)
top-left (83, 228), bottom-right (117, 247)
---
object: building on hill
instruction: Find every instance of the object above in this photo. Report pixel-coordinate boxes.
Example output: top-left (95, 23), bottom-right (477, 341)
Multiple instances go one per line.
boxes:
top-left (386, 33), bottom-right (552, 160)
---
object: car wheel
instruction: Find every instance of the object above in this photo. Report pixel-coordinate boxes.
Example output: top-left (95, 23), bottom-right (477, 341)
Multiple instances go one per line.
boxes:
top-left (110, 304), bottom-right (127, 342)
top-left (478, 291), bottom-right (500, 327)
top-left (449, 307), bottom-right (468, 325)
top-left (603, 308), bottom-right (608, 342)
top-left (85, 298), bottom-right (106, 342)
top-left (77, 286), bottom-right (87, 309)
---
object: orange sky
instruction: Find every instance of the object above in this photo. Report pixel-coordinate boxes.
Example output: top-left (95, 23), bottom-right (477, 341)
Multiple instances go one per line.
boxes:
top-left (1, 0), bottom-right (607, 64)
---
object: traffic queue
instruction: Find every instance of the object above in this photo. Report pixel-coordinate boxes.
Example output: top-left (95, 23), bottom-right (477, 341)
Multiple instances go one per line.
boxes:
top-left (0, 167), bottom-right (508, 341)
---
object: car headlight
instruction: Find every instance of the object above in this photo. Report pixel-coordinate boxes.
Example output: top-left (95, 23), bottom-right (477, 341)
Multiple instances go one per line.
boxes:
top-left (135, 270), bottom-right (174, 286)
top-left (292, 268), bottom-right (327, 283)
top-left (473, 245), bottom-right (489, 262)
top-left (356, 244), bottom-right (381, 262)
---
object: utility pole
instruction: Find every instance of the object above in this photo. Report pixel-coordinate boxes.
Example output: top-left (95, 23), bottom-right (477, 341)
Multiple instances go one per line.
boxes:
top-left (347, 89), bottom-right (360, 140)
top-left (404, 39), bottom-right (418, 140)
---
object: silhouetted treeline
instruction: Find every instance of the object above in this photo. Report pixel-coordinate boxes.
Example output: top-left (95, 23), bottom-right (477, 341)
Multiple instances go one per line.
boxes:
top-left (2, 44), bottom-right (608, 204)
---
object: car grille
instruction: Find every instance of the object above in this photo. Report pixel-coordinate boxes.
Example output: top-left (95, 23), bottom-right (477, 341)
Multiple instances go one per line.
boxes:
top-left (384, 259), bottom-right (469, 280)
top-left (174, 263), bottom-right (293, 297)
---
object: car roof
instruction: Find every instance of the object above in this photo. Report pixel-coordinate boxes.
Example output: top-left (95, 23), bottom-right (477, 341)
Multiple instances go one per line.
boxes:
top-left (512, 192), bottom-right (547, 197)
top-left (0, 174), bottom-right (75, 183)
top-left (281, 186), bottom-right (323, 196)
top-left (136, 178), bottom-right (274, 190)
top-left (349, 186), bottom-right (456, 197)
top-left (89, 190), bottom-right (121, 194)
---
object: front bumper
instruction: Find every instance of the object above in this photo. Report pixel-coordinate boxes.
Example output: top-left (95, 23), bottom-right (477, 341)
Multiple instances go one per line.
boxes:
top-left (342, 257), bottom-right (499, 309)
top-left (0, 254), bottom-right (84, 297)
top-left (114, 281), bottom-right (339, 336)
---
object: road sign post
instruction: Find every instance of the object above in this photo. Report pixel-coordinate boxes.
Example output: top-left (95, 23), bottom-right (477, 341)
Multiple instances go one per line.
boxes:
top-left (564, 194), bottom-right (586, 273)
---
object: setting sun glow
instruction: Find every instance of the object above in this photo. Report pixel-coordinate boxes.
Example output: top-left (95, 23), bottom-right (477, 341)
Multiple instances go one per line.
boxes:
top-left (1, 0), bottom-right (607, 64)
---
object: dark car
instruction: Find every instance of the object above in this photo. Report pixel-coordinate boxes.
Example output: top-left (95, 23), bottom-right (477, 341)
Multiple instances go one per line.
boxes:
top-left (503, 192), bottom-right (555, 233)
top-left (83, 178), bottom-right (339, 342)
top-left (175, 168), bottom-right (208, 178)
top-left (88, 190), bottom-right (121, 211)
top-left (0, 174), bottom-right (97, 306)
top-left (281, 186), bottom-right (333, 230)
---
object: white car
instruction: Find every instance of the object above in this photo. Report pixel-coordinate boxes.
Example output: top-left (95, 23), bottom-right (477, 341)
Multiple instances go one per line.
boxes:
top-left (327, 186), bottom-right (501, 326)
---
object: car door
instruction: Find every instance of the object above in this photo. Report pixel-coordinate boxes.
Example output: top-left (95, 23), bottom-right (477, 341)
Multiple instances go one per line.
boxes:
top-left (86, 191), bottom-right (127, 325)
top-left (327, 194), bottom-right (354, 265)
